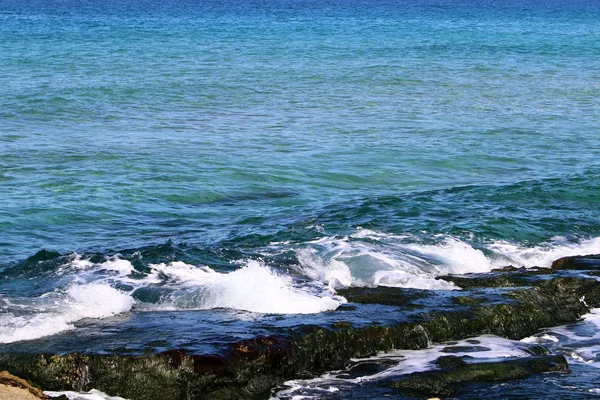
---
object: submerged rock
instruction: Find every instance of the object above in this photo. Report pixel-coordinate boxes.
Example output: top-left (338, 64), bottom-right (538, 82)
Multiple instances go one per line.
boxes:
top-left (389, 355), bottom-right (569, 397)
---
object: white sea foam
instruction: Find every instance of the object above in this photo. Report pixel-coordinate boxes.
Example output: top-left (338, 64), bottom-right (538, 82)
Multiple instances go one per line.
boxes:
top-left (156, 260), bottom-right (344, 314)
top-left (487, 236), bottom-right (600, 268)
top-left (149, 261), bottom-right (219, 285)
top-left (5, 233), bottom-right (599, 343)
top-left (0, 256), bottom-right (345, 343)
top-left (273, 334), bottom-right (528, 399)
top-left (71, 255), bottom-right (134, 276)
top-left (293, 230), bottom-right (600, 291)
top-left (65, 283), bottom-right (134, 319)
top-left (521, 308), bottom-right (600, 370)
top-left (371, 270), bottom-right (457, 290)
top-left (353, 335), bottom-right (528, 381)
top-left (45, 389), bottom-right (129, 400)
top-left (68, 256), bottom-right (343, 314)
top-left (0, 283), bottom-right (133, 344)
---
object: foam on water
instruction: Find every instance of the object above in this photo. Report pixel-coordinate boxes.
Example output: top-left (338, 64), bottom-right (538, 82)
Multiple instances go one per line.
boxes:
top-left (85, 258), bottom-right (345, 315)
top-left (293, 230), bottom-right (600, 291)
top-left (488, 236), bottom-right (600, 269)
top-left (155, 260), bottom-right (344, 314)
top-left (70, 255), bottom-right (344, 315)
top-left (273, 334), bottom-right (530, 399)
top-left (351, 335), bottom-right (529, 381)
top-left (71, 255), bottom-right (135, 277)
top-left (2, 233), bottom-right (599, 343)
top-left (274, 307), bottom-right (600, 399)
top-left (0, 283), bottom-right (133, 343)
top-left (274, 306), bottom-right (600, 398)
top-left (0, 257), bottom-right (345, 343)
top-left (44, 389), bottom-right (129, 400)
top-left (522, 307), bottom-right (600, 368)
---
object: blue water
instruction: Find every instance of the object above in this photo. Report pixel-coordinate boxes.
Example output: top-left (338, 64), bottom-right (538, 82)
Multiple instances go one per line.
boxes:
top-left (2, 0), bottom-right (600, 261)
top-left (1, 0), bottom-right (600, 397)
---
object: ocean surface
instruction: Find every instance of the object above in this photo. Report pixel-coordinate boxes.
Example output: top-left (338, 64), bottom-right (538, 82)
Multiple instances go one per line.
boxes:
top-left (1, 0), bottom-right (600, 398)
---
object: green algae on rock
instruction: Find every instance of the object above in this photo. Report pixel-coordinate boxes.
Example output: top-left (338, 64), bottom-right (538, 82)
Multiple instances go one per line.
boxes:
top-left (389, 355), bottom-right (569, 397)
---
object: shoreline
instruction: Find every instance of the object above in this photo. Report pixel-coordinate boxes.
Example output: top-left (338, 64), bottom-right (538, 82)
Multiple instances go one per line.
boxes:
top-left (2, 254), bottom-right (600, 399)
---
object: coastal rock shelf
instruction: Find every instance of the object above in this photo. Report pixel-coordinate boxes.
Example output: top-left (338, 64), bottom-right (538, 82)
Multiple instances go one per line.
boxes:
top-left (1, 254), bottom-right (600, 399)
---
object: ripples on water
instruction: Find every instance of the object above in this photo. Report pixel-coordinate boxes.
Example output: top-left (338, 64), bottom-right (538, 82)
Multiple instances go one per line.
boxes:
top-left (2, 0), bottom-right (600, 261)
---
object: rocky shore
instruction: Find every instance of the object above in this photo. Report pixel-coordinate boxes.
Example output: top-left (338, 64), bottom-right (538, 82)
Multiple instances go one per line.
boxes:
top-left (1, 254), bottom-right (599, 399)
top-left (0, 371), bottom-right (48, 400)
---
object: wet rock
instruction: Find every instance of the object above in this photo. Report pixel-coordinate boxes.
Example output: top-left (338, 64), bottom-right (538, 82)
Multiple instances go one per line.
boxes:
top-left (336, 286), bottom-right (427, 307)
top-left (491, 265), bottom-right (518, 271)
top-left (389, 355), bottom-right (569, 397)
top-left (439, 274), bottom-right (533, 289)
top-left (520, 343), bottom-right (550, 356)
top-left (423, 277), bottom-right (600, 342)
top-left (551, 254), bottom-right (600, 270)
top-left (435, 355), bottom-right (467, 369)
top-left (25, 250), bottom-right (61, 264)
top-left (335, 305), bottom-right (357, 311)
top-left (441, 345), bottom-right (491, 353)
top-left (339, 359), bottom-right (398, 379)
top-left (332, 321), bottom-right (352, 329)
top-left (452, 296), bottom-right (486, 306)
top-left (0, 371), bottom-right (47, 399)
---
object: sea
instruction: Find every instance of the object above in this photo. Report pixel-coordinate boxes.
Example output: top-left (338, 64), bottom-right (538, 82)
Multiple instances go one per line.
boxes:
top-left (1, 0), bottom-right (600, 398)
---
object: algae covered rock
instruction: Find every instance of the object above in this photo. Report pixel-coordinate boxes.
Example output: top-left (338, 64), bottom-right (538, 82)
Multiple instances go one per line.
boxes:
top-left (336, 286), bottom-right (427, 307)
top-left (389, 355), bottom-right (569, 397)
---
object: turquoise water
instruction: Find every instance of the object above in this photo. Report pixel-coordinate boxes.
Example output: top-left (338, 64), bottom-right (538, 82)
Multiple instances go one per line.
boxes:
top-left (1, 0), bottom-right (600, 397)
top-left (2, 0), bottom-right (600, 262)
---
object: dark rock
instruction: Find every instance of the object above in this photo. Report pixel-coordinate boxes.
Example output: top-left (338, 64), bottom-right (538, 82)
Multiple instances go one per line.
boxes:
top-left (441, 346), bottom-right (491, 353)
top-left (336, 286), bottom-right (427, 307)
top-left (491, 265), bottom-right (519, 271)
top-left (435, 355), bottom-right (467, 369)
top-left (332, 321), bottom-right (352, 329)
top-left (452, 296), bottom-right (486, 306)
top-left (389, 355), bottom-right (569, 397)
top-left (335, 305), bottom-right (357, 311)
top-left (521, 343), bottom-right (550, 356)
top-left (340, 360), bottom-right (398, 379)
top-left (439, 274), bottom-right (532, 289)
top-left (551, 254), bottom-right (600, 270)
top-left (25, 250), bottom-right (61, 263)
top-left (390, 376), bottom-right (457, 397)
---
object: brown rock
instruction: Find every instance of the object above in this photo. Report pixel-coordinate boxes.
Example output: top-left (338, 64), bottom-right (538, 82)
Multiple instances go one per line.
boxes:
top-left (0, 371), bottom-right (47, 399)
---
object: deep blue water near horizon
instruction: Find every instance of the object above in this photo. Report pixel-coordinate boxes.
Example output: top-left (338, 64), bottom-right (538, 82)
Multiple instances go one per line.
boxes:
top-left (2, 0), bottom-right (600, 398)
